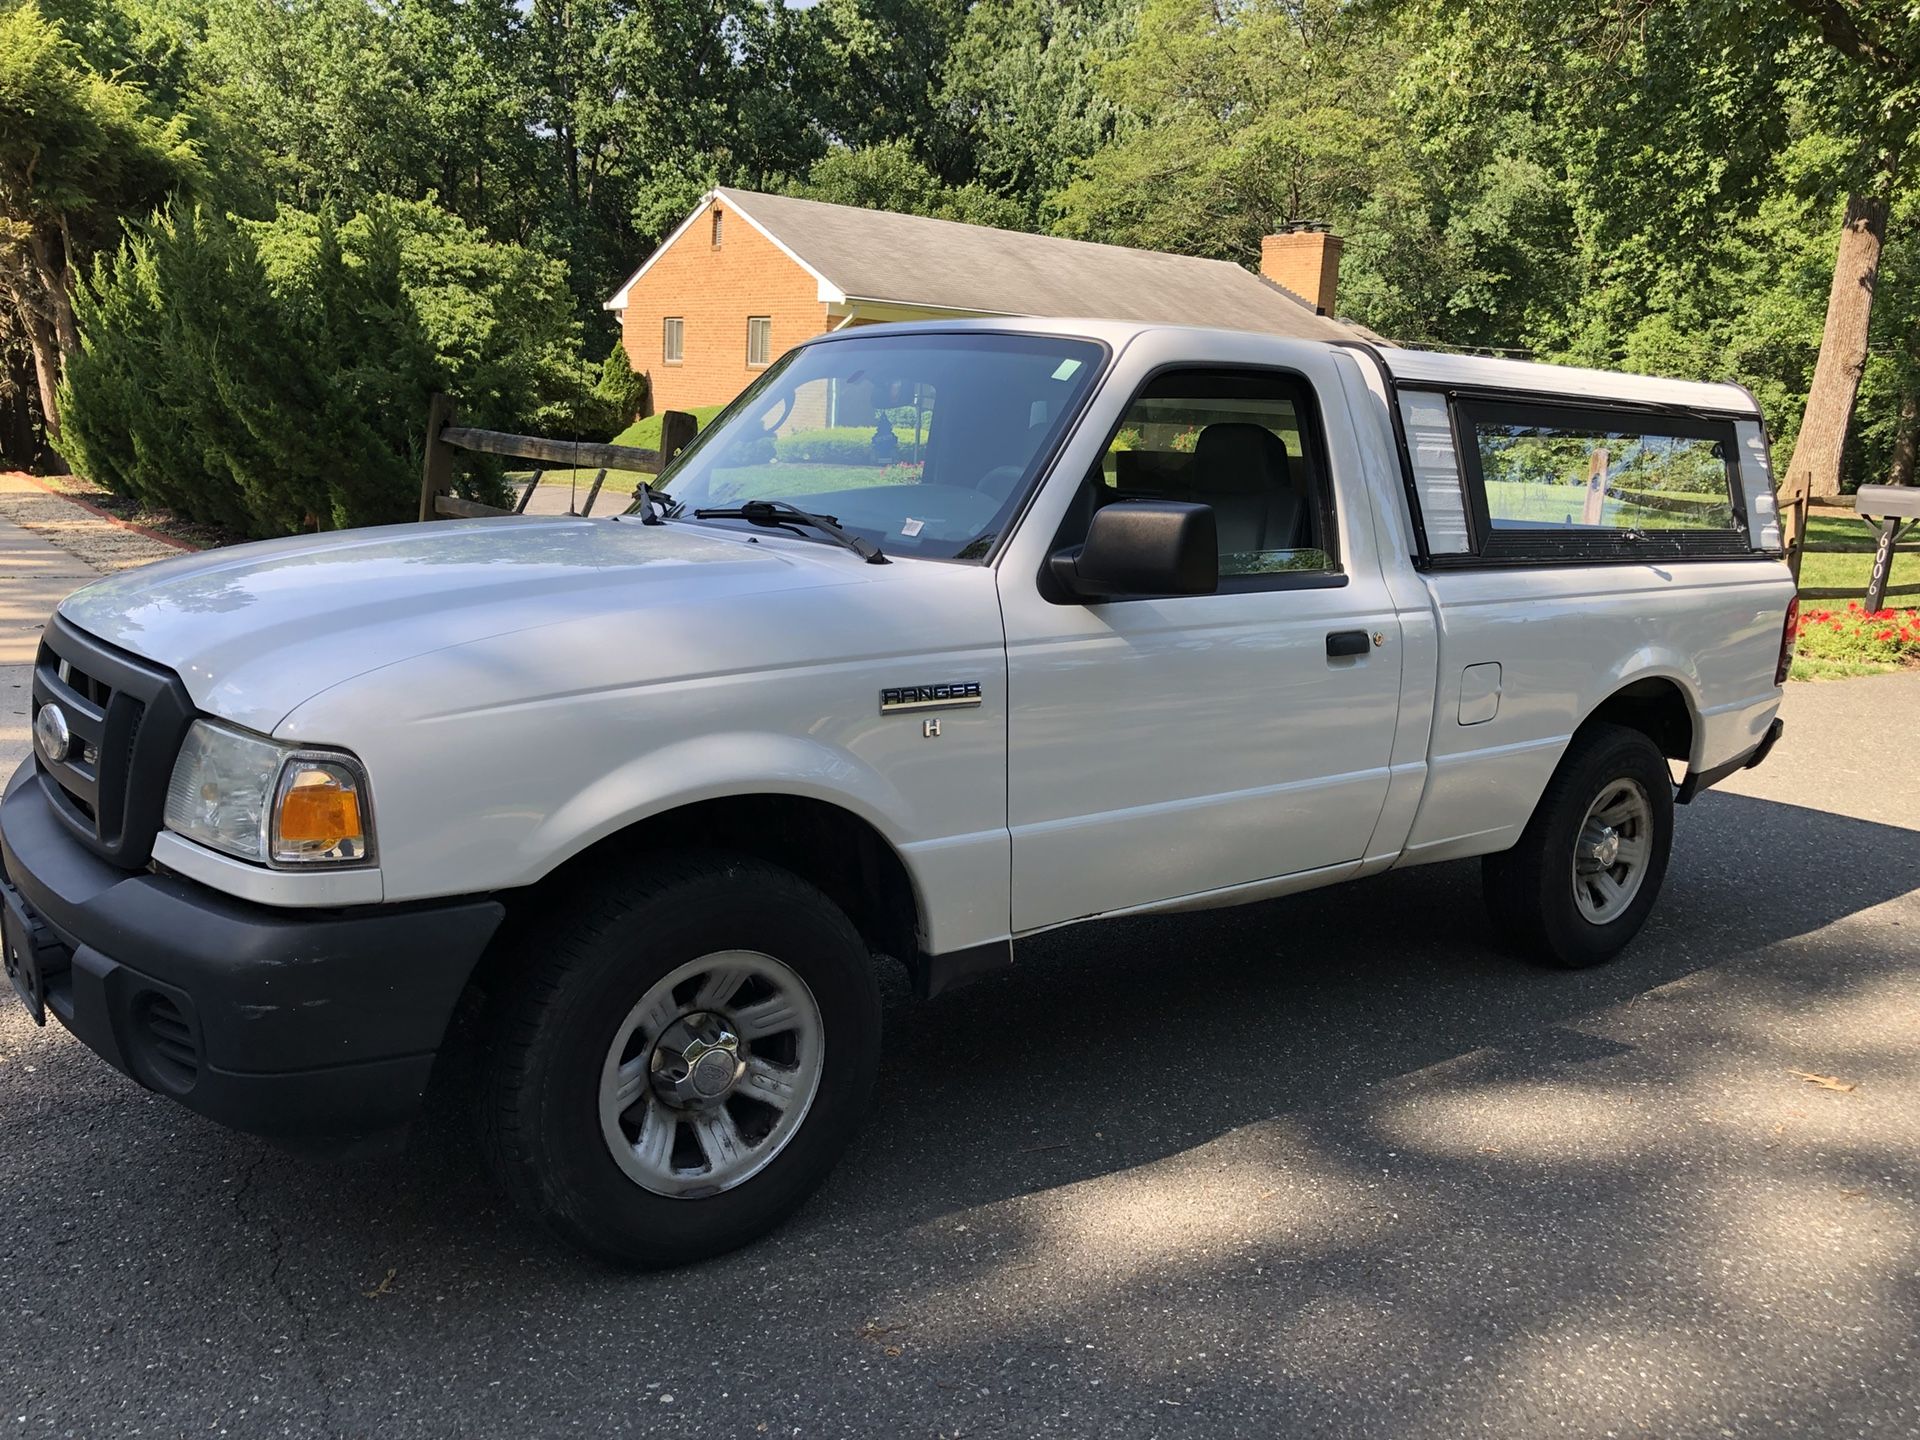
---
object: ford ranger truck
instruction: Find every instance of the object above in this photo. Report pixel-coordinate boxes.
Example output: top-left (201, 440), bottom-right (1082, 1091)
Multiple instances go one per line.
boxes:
top-left (1, 320), bottom-right (1794, 1266)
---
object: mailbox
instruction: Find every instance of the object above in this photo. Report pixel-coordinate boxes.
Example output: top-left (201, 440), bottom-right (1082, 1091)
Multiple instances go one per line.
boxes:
top-left (1854, 485), bottom-right (1917, 611)
top-left (1857, 485), bottom-right (1920, 522)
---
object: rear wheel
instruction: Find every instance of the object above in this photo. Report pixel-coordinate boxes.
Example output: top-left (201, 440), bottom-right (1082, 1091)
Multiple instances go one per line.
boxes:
top-left (481, 853), bottom-right (880, 1266)
top-left (1482, 723), bottom-right (1674, 969)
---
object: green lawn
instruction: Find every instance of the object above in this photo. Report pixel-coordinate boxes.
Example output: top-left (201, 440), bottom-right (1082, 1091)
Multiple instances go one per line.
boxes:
top-left (1789, 654), bottom-right (1894, 681)
top-left (1798, 512), bottom-right (1915, 598)
top-left (610, 406), bottom-right (727, 452)
top-left (1481, 479), bottom-right (1729, 530)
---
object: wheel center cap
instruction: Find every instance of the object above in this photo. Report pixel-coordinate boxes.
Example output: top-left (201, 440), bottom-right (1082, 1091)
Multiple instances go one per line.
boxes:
top-left (651, 1013), bottom-right (745, 1110)
top-left (689, 1046), bottom-right (737, 1098)
top-left (1593, 828), bottom-right (1621, 869)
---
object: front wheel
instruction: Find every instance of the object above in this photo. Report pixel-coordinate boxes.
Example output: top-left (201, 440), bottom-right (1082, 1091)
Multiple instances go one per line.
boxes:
top-left (481, 854), bottom-right (881, 1266)
top-left (1482, 723), bottom-right (1674, 969)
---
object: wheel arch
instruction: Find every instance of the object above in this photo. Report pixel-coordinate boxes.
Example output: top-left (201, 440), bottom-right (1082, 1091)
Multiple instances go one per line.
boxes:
top-left (474, 792), bottom-right (926, 995)
top-left (1577, 670), bottom-right (1700, 766)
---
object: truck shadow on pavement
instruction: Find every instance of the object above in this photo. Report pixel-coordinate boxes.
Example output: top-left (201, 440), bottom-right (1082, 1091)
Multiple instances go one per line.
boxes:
top-left (846, 790), bottom-right (1920, 1217)
top-left (305, 789), bottom-right (1915, 1248)
top-left (5, 789), bottom-right (1916, 1434)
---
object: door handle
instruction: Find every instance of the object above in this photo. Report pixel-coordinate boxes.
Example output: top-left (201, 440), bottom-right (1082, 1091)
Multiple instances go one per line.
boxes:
top-left (1325, 629), bottom-right (1371, 658)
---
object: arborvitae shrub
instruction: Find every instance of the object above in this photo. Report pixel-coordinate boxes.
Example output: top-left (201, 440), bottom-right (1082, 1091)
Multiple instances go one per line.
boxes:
top-left (62, 198), bottom-right (594, 536)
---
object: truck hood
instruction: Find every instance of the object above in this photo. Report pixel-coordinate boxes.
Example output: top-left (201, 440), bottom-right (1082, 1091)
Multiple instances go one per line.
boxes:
top-left (58, 516), bottom-right (868, 734)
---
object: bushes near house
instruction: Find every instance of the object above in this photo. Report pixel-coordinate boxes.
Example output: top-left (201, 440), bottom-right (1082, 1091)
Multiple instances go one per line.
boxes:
top-left (587, 343), bottom-right (650, 437)
top-left (59, 199), bottom-right (596, 537)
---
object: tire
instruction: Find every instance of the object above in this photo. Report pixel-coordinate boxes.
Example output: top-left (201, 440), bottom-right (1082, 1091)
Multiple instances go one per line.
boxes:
top-left (480, 852), bottom-right (881, 1267)
top-left (1481, 723), bottom-right (1674, 969)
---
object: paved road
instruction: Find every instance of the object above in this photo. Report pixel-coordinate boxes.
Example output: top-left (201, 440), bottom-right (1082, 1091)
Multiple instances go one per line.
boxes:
top-left (2, 517), bottom-right (1916, 1438)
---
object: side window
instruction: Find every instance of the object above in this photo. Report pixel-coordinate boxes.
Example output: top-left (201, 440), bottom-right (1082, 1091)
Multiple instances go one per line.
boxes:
top-left (1067, 369), bottom-right (1336, 581)
top-left (663, 317), bottom-right (684, 365)
top-left (1458, 400), bottom-right (1743, 553)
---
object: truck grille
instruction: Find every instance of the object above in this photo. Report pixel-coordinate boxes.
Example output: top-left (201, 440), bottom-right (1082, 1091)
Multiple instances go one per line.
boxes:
top-left (30, 614), bottom-right (195, 869)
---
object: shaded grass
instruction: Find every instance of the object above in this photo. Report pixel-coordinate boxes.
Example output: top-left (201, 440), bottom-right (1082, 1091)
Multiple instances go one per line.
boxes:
top-left (610, 406), bottom-right (726, 452)
top-left (1790, 654), bottom-right (1898, 681)
top-left (1798, 511), bottom-right (1915, 597)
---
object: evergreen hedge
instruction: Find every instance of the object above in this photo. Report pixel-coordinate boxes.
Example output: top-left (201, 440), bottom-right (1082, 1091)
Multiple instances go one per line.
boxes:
top-left (59, 198), bottom-right (597, 536)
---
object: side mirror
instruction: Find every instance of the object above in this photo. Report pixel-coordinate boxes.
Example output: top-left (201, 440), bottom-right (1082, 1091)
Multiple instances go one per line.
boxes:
top-left (1049, 500), bottom-right (1218, 600)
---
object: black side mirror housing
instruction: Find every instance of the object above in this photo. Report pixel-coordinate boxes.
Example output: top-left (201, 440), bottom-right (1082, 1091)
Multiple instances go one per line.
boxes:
top-left (1050, 500), bottom-right (1218, 600)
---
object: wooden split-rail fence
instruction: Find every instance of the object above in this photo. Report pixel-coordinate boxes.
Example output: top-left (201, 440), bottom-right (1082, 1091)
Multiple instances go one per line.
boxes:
top-left (1777, 473), bottom-right (1917, 607)
top-left (416, 392), bottom-right (699, 522)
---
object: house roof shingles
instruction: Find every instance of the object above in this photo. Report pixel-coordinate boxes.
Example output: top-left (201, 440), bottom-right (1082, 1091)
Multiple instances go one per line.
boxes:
top-left (689, 188), bottom-right (1356, 343)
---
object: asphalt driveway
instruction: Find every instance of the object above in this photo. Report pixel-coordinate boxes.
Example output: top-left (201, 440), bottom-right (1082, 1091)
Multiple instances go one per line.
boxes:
top-left (2, 514), bottom-right (1916, 1438)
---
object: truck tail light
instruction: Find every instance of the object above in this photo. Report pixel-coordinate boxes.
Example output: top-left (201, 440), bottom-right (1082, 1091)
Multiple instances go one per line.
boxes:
top-left (1775, 594), bottom-right (1799, 685)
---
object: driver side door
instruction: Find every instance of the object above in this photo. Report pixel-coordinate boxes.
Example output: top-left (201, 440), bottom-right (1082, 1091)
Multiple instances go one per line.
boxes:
top-left (998, 364), bottom-right (1404, 932)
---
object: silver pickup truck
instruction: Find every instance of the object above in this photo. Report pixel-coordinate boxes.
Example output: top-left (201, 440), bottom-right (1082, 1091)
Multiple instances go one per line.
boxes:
top-left (3, 319), bottom-right (1794, 1265)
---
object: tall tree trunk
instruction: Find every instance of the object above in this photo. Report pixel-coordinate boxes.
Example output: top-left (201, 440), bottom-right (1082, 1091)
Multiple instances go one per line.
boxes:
top-left (14, 299), bottom-right (63, 442)
top-left (1890, 390), bottom-right (1920, 489)
top-left (1784, 170), bottom-right (1894, 500)
top-left (25, 231), bottom-right (78, 360)
top-left (0, 334), bottom-right (46, 468)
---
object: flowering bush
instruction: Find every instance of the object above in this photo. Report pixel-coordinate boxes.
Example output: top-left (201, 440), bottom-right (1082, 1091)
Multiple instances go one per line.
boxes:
top-left (1794, 602), bottom-right (1920, 668)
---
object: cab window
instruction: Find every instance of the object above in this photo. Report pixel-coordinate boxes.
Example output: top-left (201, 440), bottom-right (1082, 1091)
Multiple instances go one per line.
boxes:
top-left (1055, 368), bottom-right (1338, 584)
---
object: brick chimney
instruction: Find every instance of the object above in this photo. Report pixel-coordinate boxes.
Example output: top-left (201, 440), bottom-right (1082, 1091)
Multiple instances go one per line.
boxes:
top-left (1260, 223), bottom-right (1343, 316)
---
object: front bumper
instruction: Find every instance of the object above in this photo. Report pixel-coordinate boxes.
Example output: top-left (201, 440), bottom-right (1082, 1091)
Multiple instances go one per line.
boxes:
top-left (1, 761), bottom-right (503, 1152)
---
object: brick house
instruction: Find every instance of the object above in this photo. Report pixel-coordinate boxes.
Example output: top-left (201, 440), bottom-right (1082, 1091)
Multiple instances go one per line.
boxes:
top-left (605, 188), bottom-right (1371, 417)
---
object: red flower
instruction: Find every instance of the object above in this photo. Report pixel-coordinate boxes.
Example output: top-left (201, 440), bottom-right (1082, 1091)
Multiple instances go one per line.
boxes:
top-left (1876, 628), bottom-right (1897, 641)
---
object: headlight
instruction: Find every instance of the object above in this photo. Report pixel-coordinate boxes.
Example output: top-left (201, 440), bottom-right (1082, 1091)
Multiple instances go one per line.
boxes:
top-left (164, 720), bottom-right (373, 866)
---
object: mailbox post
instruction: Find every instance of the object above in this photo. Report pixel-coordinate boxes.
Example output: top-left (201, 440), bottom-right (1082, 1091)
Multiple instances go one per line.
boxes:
top-left (1856, 485), bottom-right (1920, 613)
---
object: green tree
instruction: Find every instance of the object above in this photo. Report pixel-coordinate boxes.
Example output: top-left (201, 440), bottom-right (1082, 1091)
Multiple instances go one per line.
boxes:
top-left (939, 0), bottom-right (1138, 224)
top-left (1401, 0), bottom-right (1920, 497)
top-left (62, 195), bottom-right (591, 534)
top-left (0, 0), bottom-right (197, 442)
top-left (254, 197), bottom-right (597, 436)
top-left (810, 0), bottom-right (970, 181)
top-left (58, 204), bottom-right (307, 531)
top-left (194, 0), bottom-right (544, 238)
top-left (797, 139), bottom-right (1025, 228)
top-left (1051, 0), bottom-right (1410, 265)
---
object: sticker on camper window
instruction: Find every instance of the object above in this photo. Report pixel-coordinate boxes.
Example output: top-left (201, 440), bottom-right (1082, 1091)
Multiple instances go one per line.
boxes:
top-left (1052, 359), bottom-right (1083, 381)
top-left (901, 518), bottom-right (925, 537)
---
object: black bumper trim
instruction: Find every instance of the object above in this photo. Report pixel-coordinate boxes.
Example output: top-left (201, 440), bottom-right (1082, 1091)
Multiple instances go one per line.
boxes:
top-left (911, 938), bottom-right (1014, 1000)
top-left (2, 759), bottom-right (503, 1148)
top-left (1676, 717), bottom-right (1784, 805)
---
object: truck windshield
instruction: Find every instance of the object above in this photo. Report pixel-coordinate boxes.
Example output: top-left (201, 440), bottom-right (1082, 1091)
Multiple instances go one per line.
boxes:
top-left (639, 332), bottom-right (1105, 561)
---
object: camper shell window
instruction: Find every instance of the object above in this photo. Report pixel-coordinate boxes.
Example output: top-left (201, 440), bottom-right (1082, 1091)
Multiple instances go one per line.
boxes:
top-left (1448, 396), bottom-right (1753, 564)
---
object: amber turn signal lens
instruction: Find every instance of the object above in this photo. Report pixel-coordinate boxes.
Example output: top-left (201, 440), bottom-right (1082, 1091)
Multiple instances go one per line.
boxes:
top-left (279, 778), bottom-right (360, 844)
top-left (272, 761), bottom-right (370, 862)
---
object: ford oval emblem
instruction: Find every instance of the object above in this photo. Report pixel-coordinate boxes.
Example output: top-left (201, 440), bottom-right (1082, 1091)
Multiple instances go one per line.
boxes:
top-left (33, 703), bottom-right (72, 762)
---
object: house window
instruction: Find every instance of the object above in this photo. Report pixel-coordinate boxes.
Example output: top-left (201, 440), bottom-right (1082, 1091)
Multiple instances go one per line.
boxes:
top-left (711, 211), bottom-right (723, 249)
top-left (747, 316), bottom-right (772, 368)
top-left (663, 317), bottom-right (684, 365)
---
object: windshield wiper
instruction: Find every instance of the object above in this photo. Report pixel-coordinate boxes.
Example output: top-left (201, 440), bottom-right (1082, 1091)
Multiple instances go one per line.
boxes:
top-left (691, 499), bottom-right (888, 564)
